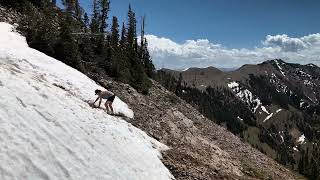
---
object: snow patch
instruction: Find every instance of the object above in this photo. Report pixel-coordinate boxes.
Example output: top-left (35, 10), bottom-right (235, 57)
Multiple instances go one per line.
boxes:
top-left (263, 109), bottom-right (282, 123)
top-left (228, 81), bottom-right (262, 113)
top-left (307, 63), bottom-right (316, 67)
top-left (237, 116), bottom-right (243, 121)
top-left (261, 106), bottom-right (270, 114)
top-left (263, 113), bottom-right (274, 122)
top-left (297, 134), bottom-right (306, 144)
top-left (274, 60), bottom-right (286, 77)
top-left (298, 70), bottom-right (312, 79)
top-left (0, 22), bottom-right (173, 180)
top-left (278, 131), bottom-right (285, 143)
top-left (303, 80), bottom-right (313, 86)
top-left (227, 81), bottom-right (239, 90)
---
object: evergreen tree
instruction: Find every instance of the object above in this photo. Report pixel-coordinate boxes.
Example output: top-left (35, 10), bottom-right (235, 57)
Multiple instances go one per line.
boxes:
top-left (61, 0), bottom-right (83, 24)
top-left (120, 22), bottom-right (127, 48)
top-left (19, 1), bottom-right (58, 57)
top-left (74, 0), bottom-right (82, 21)
top-left (175, 73), bottom-right (183, 95)
top-left (127, 4), bottom-right (137, 49)
top-left (140, 16), bottom-right (146, 50)
top-left (111, 16), bottom-right (119, 47)
top-left (298, 151), bottom-right (305, 174)
top-left (90, 0), bottom-right (100, 33)
top-left (142, 38), bottom-right (155, 77)
top-left (83, 12), bottom-right (90, 32)
top-left (98, 0), bottom-right (110, 33)
top-left (125, 4), bottom-right (151, 93)
top-left (54, 10), bottom-right (80, 69)
top-left (62, 0), bottom-right (74, 13)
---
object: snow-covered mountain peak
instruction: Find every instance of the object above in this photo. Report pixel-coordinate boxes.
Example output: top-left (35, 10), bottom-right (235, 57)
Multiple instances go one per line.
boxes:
top-left (0, 22), bottom-right (173, 180)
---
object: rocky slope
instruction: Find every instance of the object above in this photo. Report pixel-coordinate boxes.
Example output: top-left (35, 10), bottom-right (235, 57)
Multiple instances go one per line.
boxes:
top-left (91, 74), bottom-right (304, 180)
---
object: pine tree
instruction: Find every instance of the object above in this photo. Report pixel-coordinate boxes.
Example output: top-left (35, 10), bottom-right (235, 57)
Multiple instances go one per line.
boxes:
top-left (140, 16), bottom-right (146, 50)
top-left (142, 38), bottom-right (155, 77)
top-left (120, 22), bottom-right (127, 48)
top-left (90, 0), bottom-right (100, 33)
top-left (54, 8), bottom-right (80, 69)
top-left (62, 0), bottom-right (82, 20)
top-left (125, 4), bottom-right (151, 93)
top-left (83, 12), bottom-right (90, 32)
top-left (127, 4), bottom-right (137, 49)
top-left (19, 1), bottom-right (58, 57)
top-left (298, 154), bottom-right (304, 174)
top-left (98, 0), bottom-right (110, 33)
top-left (74, 0), bottom-right (82, 21)
top-left (111, 16), bottom-right (119, 47)
top-left (62, 0), bottom-right (74, 13)
top-left (175, 73), bottom-right (183, 95)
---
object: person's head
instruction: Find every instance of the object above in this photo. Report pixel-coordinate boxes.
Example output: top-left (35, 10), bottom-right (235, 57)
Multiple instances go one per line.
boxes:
top-left (95, 89), bottom-right (102, 95)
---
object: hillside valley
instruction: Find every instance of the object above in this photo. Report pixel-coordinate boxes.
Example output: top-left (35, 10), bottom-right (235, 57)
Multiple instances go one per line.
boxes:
top-left (158, 59), bottom-right (320, 178)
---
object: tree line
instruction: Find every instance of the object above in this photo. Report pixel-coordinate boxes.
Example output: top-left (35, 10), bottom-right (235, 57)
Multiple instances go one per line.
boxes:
top-left (155, 70), bottom-right (256, 135)
top-left (1, 0), bottom-right (155, 93)
top-left (156, 70), bottom-right (320, 179)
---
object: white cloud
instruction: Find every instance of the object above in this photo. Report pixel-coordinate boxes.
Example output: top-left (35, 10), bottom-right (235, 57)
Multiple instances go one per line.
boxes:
top-left (146, 33), bottom-right (320, 70)
top-left (263, 34), bottom-right (308, 52)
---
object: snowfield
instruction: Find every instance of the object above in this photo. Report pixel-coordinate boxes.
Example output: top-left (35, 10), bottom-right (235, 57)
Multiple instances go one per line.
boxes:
top-left (0, 22), bottom-right (173, 180)
top-left (227, 81), bottom-right (263, 113)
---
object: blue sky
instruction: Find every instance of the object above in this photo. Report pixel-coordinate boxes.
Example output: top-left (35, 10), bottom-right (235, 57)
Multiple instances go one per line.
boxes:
top-left (74, 0), bottom-right (320, 48)
top-left (59, 0), bottom-right (320, 69)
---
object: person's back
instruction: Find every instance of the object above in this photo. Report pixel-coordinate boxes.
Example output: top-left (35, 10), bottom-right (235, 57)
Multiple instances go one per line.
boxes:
top-left (99, 90), bottom-right (114, 99)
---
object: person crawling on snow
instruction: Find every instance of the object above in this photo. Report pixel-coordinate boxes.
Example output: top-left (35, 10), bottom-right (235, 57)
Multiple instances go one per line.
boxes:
top-left (93, 89), bottom-right (115, 114)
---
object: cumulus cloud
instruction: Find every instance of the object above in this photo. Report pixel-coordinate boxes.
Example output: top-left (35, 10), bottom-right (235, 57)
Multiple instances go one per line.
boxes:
top-left (263, 34), bottom-right (308, 52)
top-left (146, 33), bottom-right (320, 70)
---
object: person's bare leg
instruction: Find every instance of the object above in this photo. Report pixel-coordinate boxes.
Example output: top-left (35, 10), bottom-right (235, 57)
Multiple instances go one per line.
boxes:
top-left (104, 102), bottom-right (110, 113)
top-left (109, 102), bottom-right (114, 114)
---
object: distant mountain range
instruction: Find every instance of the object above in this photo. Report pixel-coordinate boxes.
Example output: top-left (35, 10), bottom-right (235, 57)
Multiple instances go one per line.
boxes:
top-left (158, 59), bottom-right (320, 178)
top-left (173, 67), bottom-right (238, 72)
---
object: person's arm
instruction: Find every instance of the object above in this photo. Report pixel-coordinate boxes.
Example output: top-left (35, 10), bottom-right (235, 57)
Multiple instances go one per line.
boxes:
top-left (93, 97), bottom-right (100, 107)
top-left (93, 97), bottom-right (99, 104)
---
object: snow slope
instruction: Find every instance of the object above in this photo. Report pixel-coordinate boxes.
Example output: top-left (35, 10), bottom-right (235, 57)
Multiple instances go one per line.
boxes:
top-left (0, 22), bottom-right (173, 180)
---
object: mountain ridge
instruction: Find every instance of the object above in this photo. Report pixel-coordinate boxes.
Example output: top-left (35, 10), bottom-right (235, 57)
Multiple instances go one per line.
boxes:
top-left (158, 59), bottom-right (320, 178)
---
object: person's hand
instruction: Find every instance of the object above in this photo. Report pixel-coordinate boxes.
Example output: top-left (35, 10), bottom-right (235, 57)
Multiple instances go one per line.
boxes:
top-left (89, 102), bottom-right (96, 108)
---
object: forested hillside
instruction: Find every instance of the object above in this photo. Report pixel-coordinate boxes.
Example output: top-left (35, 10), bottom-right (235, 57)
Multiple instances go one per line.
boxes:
top-left (1, 0), bottom-right (154, 93)
top-left (157, 60), bottom-right (320, 179)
